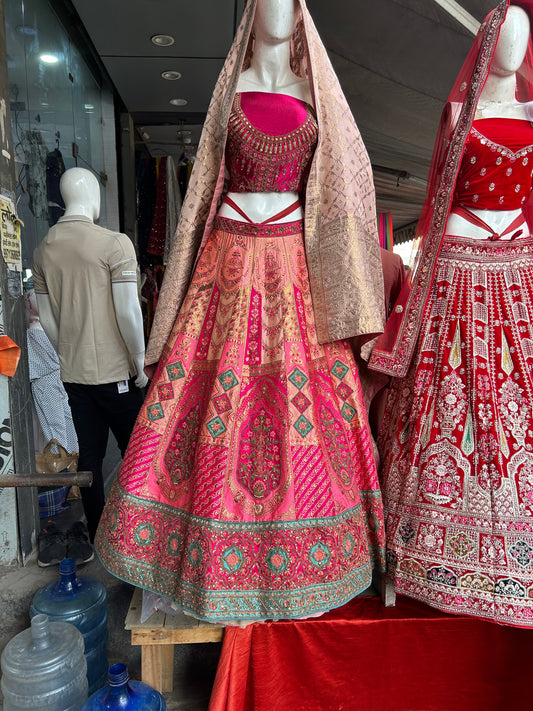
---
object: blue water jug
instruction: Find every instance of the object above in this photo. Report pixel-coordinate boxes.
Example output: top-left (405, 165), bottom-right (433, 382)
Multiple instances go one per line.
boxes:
top-left (30, 557), bottom-right (108, 694)
top-left (80, 663), bottom-right (166, 710)
top-left (1, 613), bottom-right (88, 711)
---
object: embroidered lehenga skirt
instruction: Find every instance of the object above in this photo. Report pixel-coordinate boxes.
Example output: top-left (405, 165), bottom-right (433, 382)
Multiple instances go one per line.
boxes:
top-left (96, 216), bottom-right (385, 622)
top-left (380, 234), bottom-right (533, 626)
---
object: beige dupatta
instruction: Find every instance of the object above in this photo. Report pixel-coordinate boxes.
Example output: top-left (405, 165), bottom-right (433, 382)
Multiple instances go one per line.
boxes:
top-left (145, 0), bottom-right (384, 366)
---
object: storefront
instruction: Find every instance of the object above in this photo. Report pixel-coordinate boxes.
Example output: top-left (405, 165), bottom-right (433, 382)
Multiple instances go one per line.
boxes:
top-left (0, 0), bottom-right (120, 564)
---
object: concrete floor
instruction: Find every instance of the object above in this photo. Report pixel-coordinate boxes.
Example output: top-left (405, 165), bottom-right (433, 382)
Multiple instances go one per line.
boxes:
top-left (0, 501), bottom-right (221, 710)
top-left (0, 547), bottom-right (221, 710)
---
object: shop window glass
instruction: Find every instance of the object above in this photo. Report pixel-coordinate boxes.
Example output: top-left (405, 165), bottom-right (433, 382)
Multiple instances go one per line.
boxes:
top-left (5, 0), bottom-right (106, 268)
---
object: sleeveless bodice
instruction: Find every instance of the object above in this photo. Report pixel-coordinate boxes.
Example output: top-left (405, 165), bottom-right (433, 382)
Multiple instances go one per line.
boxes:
top-left (454, 118), bottom-right (533, 210)
top-left (225, 92), bottom-right (318, 193)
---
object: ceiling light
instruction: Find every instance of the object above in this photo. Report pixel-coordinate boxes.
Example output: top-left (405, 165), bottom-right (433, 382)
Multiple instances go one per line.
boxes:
top-left (170, 98), bottom-right (187, 106)
top-left (40, 54), bottom-right (59, 64)
top-left (161, 70), bottom-right (181, 81)
top-left (141, 131), bottom-right (150, 141)
top-left (151, 34), bottom-right (175, 47)
top-left (176, 129), bottom-right (191, 135)
top-left (84, 104), bottom-right (94, 110)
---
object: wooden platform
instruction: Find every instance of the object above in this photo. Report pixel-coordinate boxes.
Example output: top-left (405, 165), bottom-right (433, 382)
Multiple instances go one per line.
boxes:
top-left (125, 587), bottom-right (225, 692)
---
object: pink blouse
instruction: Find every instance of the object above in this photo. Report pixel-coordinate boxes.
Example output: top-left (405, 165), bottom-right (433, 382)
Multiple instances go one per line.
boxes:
top-left (225, 92), bottom-right (318, 193)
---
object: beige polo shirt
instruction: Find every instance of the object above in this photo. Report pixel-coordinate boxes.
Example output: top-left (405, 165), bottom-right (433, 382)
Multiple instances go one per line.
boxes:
top-left (32, 216), bottom-right (140, 385)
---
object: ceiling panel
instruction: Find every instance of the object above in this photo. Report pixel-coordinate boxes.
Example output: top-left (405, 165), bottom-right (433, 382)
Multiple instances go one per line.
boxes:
top-left (391, 0), bottom-right (496, 34)
top-left (101, 56), bottom-right (225, 114)
top-left (71, 0), bottom-right (237, 57)
top-left (330, 52), bottom-right (442, 179)
top-left (307, 0), bottom-right (480, 101)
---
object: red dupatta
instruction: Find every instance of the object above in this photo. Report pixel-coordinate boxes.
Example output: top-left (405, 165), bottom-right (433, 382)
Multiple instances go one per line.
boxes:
top-left (370, 0), bottom-right (533, 377)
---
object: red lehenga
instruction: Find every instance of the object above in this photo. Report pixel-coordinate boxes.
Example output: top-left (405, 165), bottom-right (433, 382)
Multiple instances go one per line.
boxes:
top-left (371, 1), bottom-right (533, 626)
top-left (96, 80), bottom-right (385, 623)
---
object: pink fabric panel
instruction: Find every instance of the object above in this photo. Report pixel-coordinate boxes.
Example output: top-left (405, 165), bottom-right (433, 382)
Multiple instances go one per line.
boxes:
top-left (240, 92), bottom-right (308, 135)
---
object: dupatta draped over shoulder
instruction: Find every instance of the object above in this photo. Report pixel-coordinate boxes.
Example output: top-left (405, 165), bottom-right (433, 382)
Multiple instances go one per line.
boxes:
top-left (145, 0), bottom-right (384, 367)
top-left (370, 0), bottom-right (533, 377)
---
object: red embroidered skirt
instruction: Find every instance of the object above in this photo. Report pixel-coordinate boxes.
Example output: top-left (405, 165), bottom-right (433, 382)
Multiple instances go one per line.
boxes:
top-left (380, 234), bottom-right (533, 626)
top-left (96, 216), bottom-right (385, 622)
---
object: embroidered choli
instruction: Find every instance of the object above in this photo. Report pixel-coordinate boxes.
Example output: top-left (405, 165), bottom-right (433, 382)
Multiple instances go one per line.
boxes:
top-left (225, 92), bottom-right (319, 193)
top-left (454, 118), bottom-right (533, 210)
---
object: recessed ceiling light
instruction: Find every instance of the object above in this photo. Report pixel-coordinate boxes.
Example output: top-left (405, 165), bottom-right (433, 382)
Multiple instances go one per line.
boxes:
top-left (151, 34), bottom-right (175, 47)
top-left (40, 54), bottom-right (59, 64)
top-left (176, 129), bottom-right (192, 135)
top-left (161, 70), bottom-right (181, 81)
top-left (170, 98), bottom-right (188, 106)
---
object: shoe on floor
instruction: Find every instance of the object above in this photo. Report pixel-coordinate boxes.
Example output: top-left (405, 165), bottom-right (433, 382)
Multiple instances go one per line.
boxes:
top-left (66, 521), bottom-right (94, 565)
top-left (38, 521), bottom-right (67, 567)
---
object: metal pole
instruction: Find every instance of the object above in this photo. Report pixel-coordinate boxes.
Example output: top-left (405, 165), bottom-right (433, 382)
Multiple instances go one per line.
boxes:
top-left (0, 471), bottom-right (93, 488)
top-left (432, 0), bottom-right (480, 36)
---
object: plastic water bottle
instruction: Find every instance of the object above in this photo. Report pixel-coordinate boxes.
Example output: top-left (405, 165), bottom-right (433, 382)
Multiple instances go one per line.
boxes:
top-left (30, 557), bottom-right (108, 694)
top-left (1, 613), bottom-right (88, 711)
top-left (80, 662), bottom-right (166, 710)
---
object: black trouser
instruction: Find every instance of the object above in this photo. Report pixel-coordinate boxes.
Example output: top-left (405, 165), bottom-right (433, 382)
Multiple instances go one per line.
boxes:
top-left (63, 379), bottom-right (145, 541)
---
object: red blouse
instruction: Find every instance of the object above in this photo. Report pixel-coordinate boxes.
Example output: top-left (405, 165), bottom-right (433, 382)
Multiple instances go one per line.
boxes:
top-left (454, 118), bottom-right (533, 210)
top-left (225, 92), bottom-right (318, 193)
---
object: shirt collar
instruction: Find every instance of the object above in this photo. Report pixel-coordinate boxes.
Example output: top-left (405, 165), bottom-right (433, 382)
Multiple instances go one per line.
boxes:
top-left (57, 215), bottom-right (93, 223)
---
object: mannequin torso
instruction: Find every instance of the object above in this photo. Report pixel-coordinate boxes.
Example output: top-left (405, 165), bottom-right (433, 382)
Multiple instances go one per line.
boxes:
top-left (218, 0), bottom-right (312, 224)
top-left (35, 167), bottom-right (148, 388)
top-left (446, 5), bottom-right (532, 240)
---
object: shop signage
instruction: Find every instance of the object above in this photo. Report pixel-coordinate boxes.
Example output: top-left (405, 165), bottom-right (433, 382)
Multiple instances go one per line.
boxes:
top-left (0, 196), bottom-right (21, 270)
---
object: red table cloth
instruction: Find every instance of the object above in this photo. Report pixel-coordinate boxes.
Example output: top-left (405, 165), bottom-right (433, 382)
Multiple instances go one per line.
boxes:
top-left (209, 594), bottom-right (530, 711)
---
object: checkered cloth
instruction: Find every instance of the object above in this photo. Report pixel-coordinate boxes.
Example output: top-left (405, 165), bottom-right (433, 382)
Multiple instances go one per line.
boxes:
top-left (38, 486), bottom-right (70, 519)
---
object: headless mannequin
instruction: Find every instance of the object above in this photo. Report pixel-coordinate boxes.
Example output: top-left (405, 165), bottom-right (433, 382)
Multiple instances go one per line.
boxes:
top-left (34, 166), bottom-right (148, 542)
top-left (218, 0), bottom-right (313, 225)
top-left (37, 168), bottom-right (148, 389)
top-left (446, 5), bottom-right (532, 239)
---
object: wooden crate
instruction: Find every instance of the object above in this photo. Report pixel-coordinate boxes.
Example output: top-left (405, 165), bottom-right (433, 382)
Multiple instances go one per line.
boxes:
top-left (124, 587), bottom-right (225, 692)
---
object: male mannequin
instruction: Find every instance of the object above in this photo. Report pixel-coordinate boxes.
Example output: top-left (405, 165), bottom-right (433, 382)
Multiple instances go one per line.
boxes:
top-left (33, 167), bottom-right (148, 541)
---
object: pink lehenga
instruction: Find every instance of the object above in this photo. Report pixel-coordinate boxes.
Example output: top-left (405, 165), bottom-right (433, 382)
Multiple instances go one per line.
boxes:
top-left (96, 86), bottom-right (385, 623)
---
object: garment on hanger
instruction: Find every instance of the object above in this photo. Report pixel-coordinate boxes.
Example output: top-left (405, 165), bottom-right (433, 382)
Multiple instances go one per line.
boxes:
top-left (21, 130), bottom-right (49, 221)
top-left (46, 147), bottom-right (65, 227)
top-left (146, 157), bottom-right (168, 257)
top-left (95, 0), bottom-right (385, 624)
top-left (163, 155), bottom-right (182, 264)
top-left (372, 0), bottom-right (533, 627)
top-left (137, 157), bottom-right (158, 262)
top-left (28, 326), bottom-right (78, 455)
